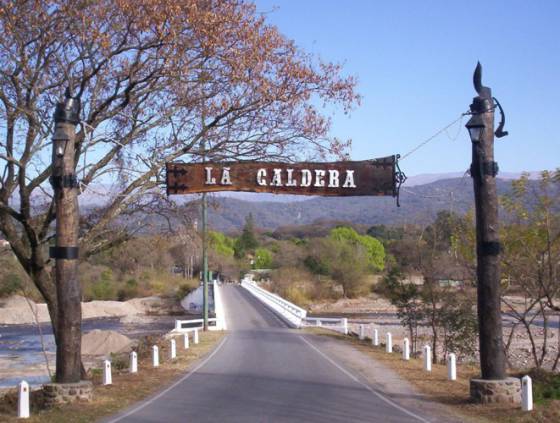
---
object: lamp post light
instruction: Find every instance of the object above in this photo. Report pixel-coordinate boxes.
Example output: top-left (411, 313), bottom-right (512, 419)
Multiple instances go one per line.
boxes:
top-left (465, 112), bottom-right (486, 144)
top-left (466, 63), bottom-right (519, 405)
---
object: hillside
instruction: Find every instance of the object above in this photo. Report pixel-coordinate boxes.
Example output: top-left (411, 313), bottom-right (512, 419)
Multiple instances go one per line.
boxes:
top-left (203, 177), bottom-right (519, 232)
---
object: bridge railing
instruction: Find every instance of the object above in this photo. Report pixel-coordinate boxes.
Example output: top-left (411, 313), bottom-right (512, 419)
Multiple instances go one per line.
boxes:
top-left (174, 282), bottom-right (227, 332)
top-left (174, 318), bottom-right (217, 331)
top-left (302, 317), bottom-right (348, 335)
top-left (241, 278), bottom-right (307, 328)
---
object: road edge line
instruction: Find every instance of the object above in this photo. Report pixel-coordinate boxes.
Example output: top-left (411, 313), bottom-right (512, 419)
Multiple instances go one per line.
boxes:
top-left (105, 335), bottom-right (229, 423)
top-left (299, 335), bottom-right (431, 423)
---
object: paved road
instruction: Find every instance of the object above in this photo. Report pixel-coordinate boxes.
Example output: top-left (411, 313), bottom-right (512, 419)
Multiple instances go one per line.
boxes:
top-left (106, 286), bottom-right (434, 423)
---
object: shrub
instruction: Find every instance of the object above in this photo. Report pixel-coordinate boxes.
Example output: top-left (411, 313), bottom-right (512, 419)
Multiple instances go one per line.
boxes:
top-left (0, 273), bottom-right (22, 297)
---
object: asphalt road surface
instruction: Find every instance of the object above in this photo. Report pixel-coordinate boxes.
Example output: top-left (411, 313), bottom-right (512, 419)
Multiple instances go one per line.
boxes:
top-left (105, 285), bottom-right (436, 423)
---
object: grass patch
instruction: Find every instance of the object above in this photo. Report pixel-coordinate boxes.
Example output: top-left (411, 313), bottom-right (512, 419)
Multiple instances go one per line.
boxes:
top-left (0, 331), bottom-right (225, 422)
top-left (305, 327), bottom-right (560, 423)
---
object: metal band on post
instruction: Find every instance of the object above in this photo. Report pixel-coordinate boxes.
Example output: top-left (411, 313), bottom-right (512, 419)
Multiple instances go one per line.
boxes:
top-left (49, 246), bottom-right (79, 260)
top-left (480, 241), bottom-right (501, 256)
top-left (50, 174), bottom-right (79, 189)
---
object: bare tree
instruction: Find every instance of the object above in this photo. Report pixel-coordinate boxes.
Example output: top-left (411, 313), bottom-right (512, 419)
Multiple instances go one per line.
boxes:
top-left (0, 0), bottom-right (358, 381)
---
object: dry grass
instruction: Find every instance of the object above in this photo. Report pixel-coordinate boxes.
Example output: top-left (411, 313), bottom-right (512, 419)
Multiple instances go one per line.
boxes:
top-left (0, 331), bottom-right (225, 422)
top-left (306, 328), bottom-right (560, 423)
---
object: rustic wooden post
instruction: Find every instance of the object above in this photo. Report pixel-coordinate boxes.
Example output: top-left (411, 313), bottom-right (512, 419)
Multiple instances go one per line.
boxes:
top-left (50, 90), bottom-right (82, 383)
top-left (466, 63), bottom-right (506, 380)
top-left (467, 64), bottom-right (521, 405)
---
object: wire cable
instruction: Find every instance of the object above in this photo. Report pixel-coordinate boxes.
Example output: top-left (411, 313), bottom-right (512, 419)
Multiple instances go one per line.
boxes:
top-left (399, 112), bottom-right (468, 161)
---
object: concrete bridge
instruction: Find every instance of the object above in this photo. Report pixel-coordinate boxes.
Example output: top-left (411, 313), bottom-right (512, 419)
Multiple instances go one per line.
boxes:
top-left (105, 284), bottom-right (459, 423)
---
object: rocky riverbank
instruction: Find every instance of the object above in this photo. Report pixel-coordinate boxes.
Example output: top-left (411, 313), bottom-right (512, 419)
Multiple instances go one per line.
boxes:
top-left (0, 295), bottom-right (181, 325)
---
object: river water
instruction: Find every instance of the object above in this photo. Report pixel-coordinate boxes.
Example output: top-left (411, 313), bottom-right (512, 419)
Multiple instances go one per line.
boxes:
top-left (0, 316), bottom-right (178, 389)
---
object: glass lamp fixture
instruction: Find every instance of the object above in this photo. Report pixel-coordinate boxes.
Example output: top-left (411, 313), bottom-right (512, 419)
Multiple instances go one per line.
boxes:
top-left (465, 113), bottom-right (486, 143)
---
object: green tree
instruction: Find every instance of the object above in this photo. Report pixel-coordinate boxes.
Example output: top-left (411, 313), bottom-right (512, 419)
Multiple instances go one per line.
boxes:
top-left (254, 248), bottom-right (273, 269)
top-left (235, 214), bottom-right (259, 258)
top-left (329, 226), bottom-right (385, 271)
top-left (312, 237), bottom-right (369, 297)
top-left (382, 267), bottom-right (424, 354)
top-left (209, 231), bottom-right (235, 257)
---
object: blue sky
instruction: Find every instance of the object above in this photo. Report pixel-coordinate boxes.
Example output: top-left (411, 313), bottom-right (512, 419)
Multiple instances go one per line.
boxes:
top-left (255, 0), bottom-right (559, 176)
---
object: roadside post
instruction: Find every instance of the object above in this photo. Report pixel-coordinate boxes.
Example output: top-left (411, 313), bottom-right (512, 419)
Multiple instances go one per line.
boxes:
top-left (50, 90), bottom-right (82, 383)
top-left (522, 376), bottom-right (533, 411)
top-left (152, 346), bottom-right (159, 367)
top-left (403, 338), bottom-right (410, 361)
top-left (103, 360), bottom-right (112, 385)
top-left (18, 381), bottom-right (29, 418)
top-left (373, 329), bottom-right (379, 346)
top-left (170, 339), bottom-right (177, 359)
top-left (465, 64), bottom-right (521, 404)
top-left (423, 345), bottom-right (432, 371)
top-left (448, 353), bottom-right (457, 381)
top-left (130, 352), bottom-right (138, 373)
top-left (386, 333), bottom-right (392, 353)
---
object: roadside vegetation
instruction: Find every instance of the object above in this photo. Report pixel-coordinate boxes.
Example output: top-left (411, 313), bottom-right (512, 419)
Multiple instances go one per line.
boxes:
top-left (0, 331), bottom-right (224, 422)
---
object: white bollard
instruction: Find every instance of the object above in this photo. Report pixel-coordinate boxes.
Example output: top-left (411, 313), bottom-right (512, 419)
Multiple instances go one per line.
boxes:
top-left (130, 351), bottom-right (138, 373)
top-left (522, 375), bottom-right (533, 411)
top-left (372, 328), bottom-right (379, 346)
top-left (423, 345), bottom-right (432, 371)
top-left (447, 353), bottom-right (456, 381)
top-left (194, 329), bottom-right (199, 345)
top-left (386, 333), bottom-right (393, 353)
top-left (18, 380), bottom-right (30, 419)
top-left (316, 319), bottom-right (322, 327)
top-left (342, 318), bottom-right (348, 335)
top-left (184, 333), bottom-right (190, 349)
top-left (152, 345), bottom-right (159, 367)
top-left (359, 324), bottom-right (365, 340)
top-left (170, 339), bottom-right (176, 360)
top-left (403, 338), bottom-right (410, 360)
top-left (103, 360), bottom-right (112, 385)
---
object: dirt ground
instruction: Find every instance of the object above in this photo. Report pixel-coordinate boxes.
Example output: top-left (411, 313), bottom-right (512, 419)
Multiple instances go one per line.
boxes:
top-left (309, 293), bottom-right (560, 372)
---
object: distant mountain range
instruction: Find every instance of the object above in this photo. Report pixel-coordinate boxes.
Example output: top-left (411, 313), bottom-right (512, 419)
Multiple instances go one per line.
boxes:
top-left (71, 171), bottom-right (549, 233)
top-left (202, 176), bottom-right (535, 233)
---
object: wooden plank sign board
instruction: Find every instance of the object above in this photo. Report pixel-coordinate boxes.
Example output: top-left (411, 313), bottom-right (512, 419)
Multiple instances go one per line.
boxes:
top-left (166, 155), bottom-right (397, 197)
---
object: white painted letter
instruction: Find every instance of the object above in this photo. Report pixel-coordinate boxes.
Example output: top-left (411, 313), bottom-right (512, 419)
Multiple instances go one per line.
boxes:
top-left (205, 167), bottom-right (216, 185)
top-left (256, 169), bottom-right (267, 186)
top-left (271, 169), bottom-right (283, 186)
top-left (314, 170), bottom-right (326, 187)
top-left (220, 167), bottom-right (232, 185)
top-left (300, 169), bottom-right (312, 187)
top-left (342, 170), bottom-right (356, 188)
top-left (328, 170), bottom-right (340, 187)
top-left (286, 169), bottom-right (297, 186)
